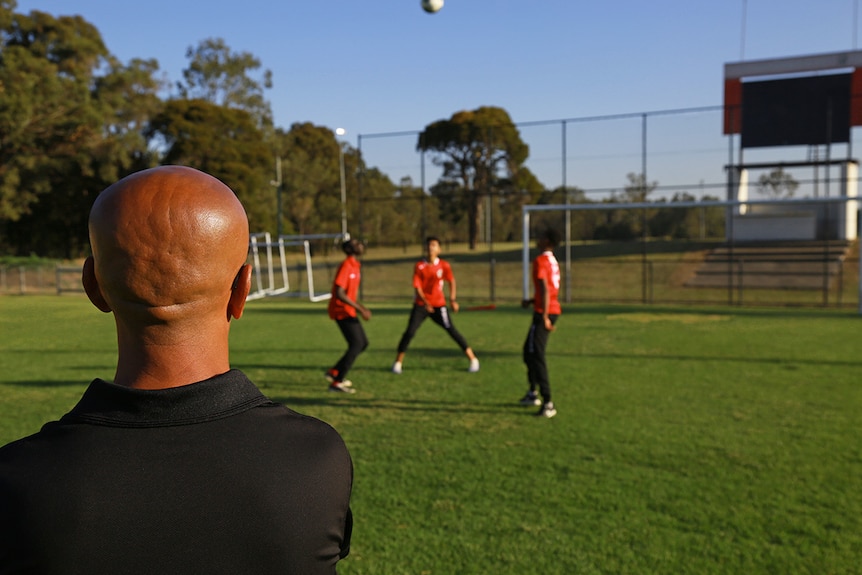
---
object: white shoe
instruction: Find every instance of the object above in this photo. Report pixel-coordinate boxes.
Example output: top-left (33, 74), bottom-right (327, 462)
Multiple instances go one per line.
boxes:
top-left (519, 392), bottom-right (542, 406)
top-left (329, 380), bottom-right (355, 393)
top-left (468, 358), bottom-right (480, 373)
top-left (392, 361), bottom-right (402, 374)
top-left (536, 401), bottom-right (556, 418)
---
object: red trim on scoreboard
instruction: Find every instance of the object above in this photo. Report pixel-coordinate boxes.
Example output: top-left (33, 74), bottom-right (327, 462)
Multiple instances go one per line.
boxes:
top-left (851, 68), bottom-right (862, 126)
top-left (723, 78), bottom-right (742, 135)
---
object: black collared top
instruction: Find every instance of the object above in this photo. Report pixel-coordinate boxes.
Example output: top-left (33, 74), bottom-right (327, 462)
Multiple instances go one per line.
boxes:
top-left (0, 369), bottom-right (353, 575)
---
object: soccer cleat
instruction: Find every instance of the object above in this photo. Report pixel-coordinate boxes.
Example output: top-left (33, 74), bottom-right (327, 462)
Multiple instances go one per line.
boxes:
top-left (519, 392), bottom-right (541, 406)
top-left (392, 361), bottom-right (402, 374)
top-left (468, 358), bottom-right (480, 373)
top-left (535, 401), bottom-right (556, 418)
top-left (324, 370), bottom-right (339, 384)
top-left (328, 380), bottom-right (355, 394)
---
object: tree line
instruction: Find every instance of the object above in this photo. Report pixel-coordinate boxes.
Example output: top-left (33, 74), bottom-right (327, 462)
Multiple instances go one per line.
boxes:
top-left (1, 2), bottom-right (730, 259)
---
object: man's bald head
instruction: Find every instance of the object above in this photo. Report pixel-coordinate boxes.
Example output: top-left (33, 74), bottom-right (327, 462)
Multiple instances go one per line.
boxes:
top-left (87, 166), bottom-right (249, 322)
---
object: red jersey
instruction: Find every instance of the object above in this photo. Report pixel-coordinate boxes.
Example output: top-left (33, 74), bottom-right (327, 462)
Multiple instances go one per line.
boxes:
top-left (412, 258), bottom-right (453, 307)
top-left (532, 251), bottom-right (561, 315)
top-left (328, 255), bottom-right (361, 320)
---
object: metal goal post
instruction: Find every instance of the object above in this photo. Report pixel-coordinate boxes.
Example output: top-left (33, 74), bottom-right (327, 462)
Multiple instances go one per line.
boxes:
top-left (247, 233), bottom-right (342, 302)
top-left (521, 196), bottom-right (861, 314)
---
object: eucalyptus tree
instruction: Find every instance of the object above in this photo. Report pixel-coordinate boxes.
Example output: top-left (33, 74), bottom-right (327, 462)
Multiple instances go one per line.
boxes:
top-left (177, 37), bottom-right (273, 129)
top-left (0, 5), bottom-right (162, 256)
top-left (417, 106), bottom-right (531, 249)
top-left (756, 167), bottom-right (799, 199)
top-left (147, 98), bottom-right (273, 233)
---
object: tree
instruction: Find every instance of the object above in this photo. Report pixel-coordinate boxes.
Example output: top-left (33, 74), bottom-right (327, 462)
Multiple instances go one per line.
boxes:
top-left (146, 99), bottom-right (273, 233)
top-left (276, 123), bottom-right (347, 236)
top-left (177, 38), bottom-right (273, 128)
top-left (418, 106), bottom-right (531, 249)
top-left (93, 56), bottom-right (165, 175)
top-left (620, 172), bottom-right (659, 238)
top-left (492, 164), bottom-right (543, 242)
top-left (757, 167), bottom-right (799, 199)
top-left (0, 7), bottom-right (162, 256)
top-left (0, 9), bottom-right (108, 224)
top-left (622, 172), bottom-right (657, 203)
top-left (386, 176), bottom-right (435, 246)
top-left (0, 0), bottom-right (14, 30)
top-left (356, 166), bottom-right (400, 245)
top-left (532, 186), bottom-right (602, 242)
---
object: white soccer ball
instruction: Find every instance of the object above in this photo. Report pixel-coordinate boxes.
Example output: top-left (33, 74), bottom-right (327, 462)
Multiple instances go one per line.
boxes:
top-left (421, 0), bottom-right (444, 13)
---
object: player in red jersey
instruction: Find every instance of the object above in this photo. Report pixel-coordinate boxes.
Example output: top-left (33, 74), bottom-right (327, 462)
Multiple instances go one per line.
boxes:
top-left (520, 229), bottom-right (562, 418)
top-left (392, 236), bottom-right (479, 374)
top-left (326, 236), bottom-right (372, 393)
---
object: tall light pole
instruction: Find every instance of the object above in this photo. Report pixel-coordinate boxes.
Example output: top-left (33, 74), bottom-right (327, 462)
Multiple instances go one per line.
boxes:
top-left (271, 156), bottom-right (283, 237)
top-left (336, 128), bottom-right (348, 235)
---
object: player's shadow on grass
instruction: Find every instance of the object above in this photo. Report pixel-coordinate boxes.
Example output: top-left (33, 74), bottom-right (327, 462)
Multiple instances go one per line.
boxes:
top-left (0, 379), bottom-right (90, 388)
top-left (576, 352), bottom-right (862, 368)
top-left (583, 303), bottom-right (862, 320)
top-left (245, 304), bottom-right (411, 317)
top-left (268, 394), bottom-right (517, 414)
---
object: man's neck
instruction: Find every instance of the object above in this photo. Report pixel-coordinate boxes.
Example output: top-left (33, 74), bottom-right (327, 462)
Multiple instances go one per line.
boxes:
top-left (113, 321), bottom-right (232, 389)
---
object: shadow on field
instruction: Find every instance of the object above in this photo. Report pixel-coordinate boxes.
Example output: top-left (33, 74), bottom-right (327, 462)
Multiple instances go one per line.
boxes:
top-left (574, 304), bottom-right (862, 320)
top-left (236, 345), bottom-right (522, 373)
top-left (1, 379), bottom-right (89, 388)
top-left (575, 352), bottom-right (862, 368)
top-left (267, 394), bottom-right (527, 414)
top-left (244, 304), bottom-right (411, 317)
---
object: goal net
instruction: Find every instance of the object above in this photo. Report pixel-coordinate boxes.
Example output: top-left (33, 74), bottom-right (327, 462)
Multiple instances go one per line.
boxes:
top-left (246, 232), bottom-right (343, 302)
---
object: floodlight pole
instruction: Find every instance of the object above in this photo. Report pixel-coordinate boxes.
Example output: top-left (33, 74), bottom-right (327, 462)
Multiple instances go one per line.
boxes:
top-left (522, 209), bottom-right (531, 301)
top-left (641, 113), bottom-right (649, 304)
top-left (336, 128), bottom-right (348, 236)
top-left (562, 120), bottom-right (572, 303)
top-left (271, 157), bottom-right (283, 237)
top-left (420, 148), bottom-right (427, 243)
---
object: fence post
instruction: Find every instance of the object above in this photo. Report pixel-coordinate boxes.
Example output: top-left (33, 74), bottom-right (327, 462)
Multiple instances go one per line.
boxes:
top-left (489, 258), bottom-right (496, 302)
top-left (648, 261), bottom-right (654, 304)
top-left (837, 259), bottom-right (844, 307)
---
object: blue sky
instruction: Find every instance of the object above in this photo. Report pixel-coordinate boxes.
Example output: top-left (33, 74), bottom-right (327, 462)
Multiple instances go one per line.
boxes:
top-left (14, 0), bottom-right (862, 193)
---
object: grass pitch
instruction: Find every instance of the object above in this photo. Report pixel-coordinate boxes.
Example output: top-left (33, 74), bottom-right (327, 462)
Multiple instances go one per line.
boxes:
top-left (1, 296), bottom-right (860, 574)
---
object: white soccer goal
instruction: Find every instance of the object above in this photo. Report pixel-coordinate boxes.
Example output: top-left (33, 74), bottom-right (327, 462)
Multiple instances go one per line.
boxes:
top-left (521, 196), bottom-right (861, 314)
top-left (247, 232), bottom-right (342, 302)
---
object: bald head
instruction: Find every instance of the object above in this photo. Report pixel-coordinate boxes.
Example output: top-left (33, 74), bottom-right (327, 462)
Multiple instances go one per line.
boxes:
top-left (87, 166), bottom-right (249, 321)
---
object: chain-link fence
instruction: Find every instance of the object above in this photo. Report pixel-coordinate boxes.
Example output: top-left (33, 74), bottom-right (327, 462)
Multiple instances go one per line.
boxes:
top-left (236, 231), bottom-right (859, 310)
top-left (0, 265), bottom-right (84, 295)
top-left (4, 237), bottom-right (858, 311)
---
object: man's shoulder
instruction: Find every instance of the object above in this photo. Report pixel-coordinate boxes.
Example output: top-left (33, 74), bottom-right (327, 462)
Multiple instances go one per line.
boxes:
top-left (251, 405), bottom-right (353, 474)
top-left (0, 419), bottom-right (70, 472)
top-left (254, 404), bottom-right (349, 447)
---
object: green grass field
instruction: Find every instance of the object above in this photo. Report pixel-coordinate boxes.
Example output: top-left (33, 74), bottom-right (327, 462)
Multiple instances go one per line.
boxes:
top-left (1, 296), bottom-right (861, 574)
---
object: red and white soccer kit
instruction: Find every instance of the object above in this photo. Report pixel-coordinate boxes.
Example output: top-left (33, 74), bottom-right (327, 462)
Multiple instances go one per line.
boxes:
top-left (328, 255), bottom-right (361, 320)
top-left (413, 258), bottom-right (453, 307)
top-left (532, 251), bottom-right (561, 315)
